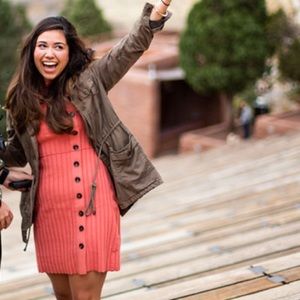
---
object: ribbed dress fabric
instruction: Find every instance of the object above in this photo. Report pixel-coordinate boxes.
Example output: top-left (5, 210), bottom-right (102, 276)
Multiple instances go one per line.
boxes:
top-left (33, 102), bottom-right (120, 274)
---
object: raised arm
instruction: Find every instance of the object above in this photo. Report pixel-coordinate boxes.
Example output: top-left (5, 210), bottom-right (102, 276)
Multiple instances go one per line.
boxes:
top-left (89, 2), bottom-right (172, 92)
top-left (150, 0), bottom-right (172, 21)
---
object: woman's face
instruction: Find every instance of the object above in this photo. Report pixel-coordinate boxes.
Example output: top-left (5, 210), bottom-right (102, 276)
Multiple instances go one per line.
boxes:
top-left (34, 30), bottom-right (69, 86)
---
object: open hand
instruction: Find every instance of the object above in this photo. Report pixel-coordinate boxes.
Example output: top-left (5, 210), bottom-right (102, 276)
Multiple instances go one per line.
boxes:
top-left (0, 201), bottom-right (13, 230)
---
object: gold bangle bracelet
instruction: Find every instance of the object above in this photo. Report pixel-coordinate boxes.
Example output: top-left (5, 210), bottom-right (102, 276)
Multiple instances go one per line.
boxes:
top-left (154, 7), bottom-right (168, 18)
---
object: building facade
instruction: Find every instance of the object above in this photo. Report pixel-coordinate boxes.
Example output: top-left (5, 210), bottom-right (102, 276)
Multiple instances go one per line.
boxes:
top-left (96, 0), bottom-right (197, 31)
top-left (11, 0), bottom-right (300, 30)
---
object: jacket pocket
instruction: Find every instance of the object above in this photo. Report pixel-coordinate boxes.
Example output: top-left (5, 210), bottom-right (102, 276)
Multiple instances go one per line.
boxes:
top-left (109, 135), bottom-right (137, 162)
top-left (108, 134), bottom-right (155, 208)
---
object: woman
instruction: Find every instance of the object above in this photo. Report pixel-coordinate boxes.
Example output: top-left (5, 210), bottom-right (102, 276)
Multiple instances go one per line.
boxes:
top-left (0, 1), bottom-right (172, 299)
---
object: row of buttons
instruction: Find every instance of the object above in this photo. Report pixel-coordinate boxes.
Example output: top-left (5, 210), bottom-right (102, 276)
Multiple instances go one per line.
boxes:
top-left (70, 111), bottom-right (86, 251)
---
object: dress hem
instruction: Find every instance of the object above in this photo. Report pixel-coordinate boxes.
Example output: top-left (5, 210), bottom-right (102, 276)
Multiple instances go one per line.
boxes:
top-left (38, 268), bottom-right (120, 275)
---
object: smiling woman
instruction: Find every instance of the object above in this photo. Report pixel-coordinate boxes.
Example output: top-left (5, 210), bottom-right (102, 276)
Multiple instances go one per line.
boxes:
top-left (0, 1), bottom-right (172, 300)
top-left (34, 30), bottom-right (69, 86)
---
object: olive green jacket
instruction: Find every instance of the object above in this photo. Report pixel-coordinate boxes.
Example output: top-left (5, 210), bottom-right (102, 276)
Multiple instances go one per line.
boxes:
top-left (1, 3), bottom-right (167, 244)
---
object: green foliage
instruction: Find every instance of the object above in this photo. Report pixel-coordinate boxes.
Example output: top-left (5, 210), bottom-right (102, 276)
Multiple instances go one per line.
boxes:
top-left (62, 0), bottom-right (112, 39)
top-left (179, 0), bottom-right (270, 96)
top-left (0, 0), bottom-right (31, 135)
top-left (237, 84), bottom-right (257, 105)
top-left (271, 9), bottom-right (300, 84)
top-left (266, 9), bottom-right (297, 54)
top-left (279, 38), bottom-right (300, 82)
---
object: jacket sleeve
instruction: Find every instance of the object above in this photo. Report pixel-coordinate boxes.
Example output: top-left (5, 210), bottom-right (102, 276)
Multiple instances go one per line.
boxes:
top-left (89, 2), bottom-right (171, 92)
top-left (0, 113), bottom-right (27, 167)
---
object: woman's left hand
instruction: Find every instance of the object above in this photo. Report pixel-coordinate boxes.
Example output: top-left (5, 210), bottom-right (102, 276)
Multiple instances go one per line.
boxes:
top-left (0, 201), bottom-right (13, 230)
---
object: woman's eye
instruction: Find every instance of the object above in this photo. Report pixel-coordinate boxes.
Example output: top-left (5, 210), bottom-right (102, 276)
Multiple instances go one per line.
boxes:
top-left (55, 45), bottom-right (64, 50)
top-left (38, 44), bottom-right (47, 49)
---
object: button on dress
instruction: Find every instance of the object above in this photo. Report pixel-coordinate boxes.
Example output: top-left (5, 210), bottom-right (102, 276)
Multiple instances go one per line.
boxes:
top-left (33, 103), bottom-right (120, 274)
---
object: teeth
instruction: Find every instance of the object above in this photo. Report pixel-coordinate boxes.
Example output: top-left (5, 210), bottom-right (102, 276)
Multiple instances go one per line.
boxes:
top-left (43, 62), bottom-right (57, 66)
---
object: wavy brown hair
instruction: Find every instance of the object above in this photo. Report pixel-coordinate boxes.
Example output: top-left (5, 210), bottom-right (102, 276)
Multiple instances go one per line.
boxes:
top-left (6, 16), bottom-right (94, 134)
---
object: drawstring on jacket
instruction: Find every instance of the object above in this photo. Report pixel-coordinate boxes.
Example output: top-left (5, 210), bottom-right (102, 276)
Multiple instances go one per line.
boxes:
top-left (23, 226), bottom-right (32, 251)
top-left (85, 121), bottom-right (121, 216)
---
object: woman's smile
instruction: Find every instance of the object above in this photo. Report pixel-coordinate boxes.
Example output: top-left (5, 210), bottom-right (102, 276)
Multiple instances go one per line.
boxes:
top-left (42, 61), bottom-right (58, 72)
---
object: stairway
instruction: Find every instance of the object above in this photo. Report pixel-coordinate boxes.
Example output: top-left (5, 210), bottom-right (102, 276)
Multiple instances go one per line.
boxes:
top-left (1, 132), bottom-right (300, 299)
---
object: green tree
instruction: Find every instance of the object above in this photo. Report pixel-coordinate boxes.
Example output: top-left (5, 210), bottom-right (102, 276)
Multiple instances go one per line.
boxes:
top-left (274, 10), bottom-right (300, 84)
top-left (62, 0), bottom-right (112, 40)
top-left (179, 0), bottom-right (271, 127)
top-left (0, 0), bottom-right (31, 134)
top-left (265, 9), bottom-right (297, 54)
top-left (279, 38), bottom-right (300, 83)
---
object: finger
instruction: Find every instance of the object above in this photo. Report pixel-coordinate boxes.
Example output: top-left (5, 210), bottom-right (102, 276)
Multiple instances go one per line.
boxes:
top-left (2, 218), bottom-right (8, 229)
top-left (4, 215), bottom-right (13, 228)
top-left (0, 219), bottom-right (6, 230)
top-left (7, 212), bottom-right (13, 222)
top-left (5, 216), bottom-right (12, 228)
top-left (0, 211), bottom-right (11, 219)
top-left (0, 213), bottom-right (13, 229)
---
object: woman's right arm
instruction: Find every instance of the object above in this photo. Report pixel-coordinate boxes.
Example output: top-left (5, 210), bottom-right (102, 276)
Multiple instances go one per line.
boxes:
top-left (0, 113), bottom-right (31, 191)
top-left (89, 2), bottom-right (172, 92)
top-left (0, 113), bottom-right (27, 168)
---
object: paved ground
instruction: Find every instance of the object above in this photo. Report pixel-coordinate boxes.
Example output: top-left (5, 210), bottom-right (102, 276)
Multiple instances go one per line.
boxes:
top-left (1, 188), bottom-right (37, 283)
top-left (2, 132), bottom-right (300, 299)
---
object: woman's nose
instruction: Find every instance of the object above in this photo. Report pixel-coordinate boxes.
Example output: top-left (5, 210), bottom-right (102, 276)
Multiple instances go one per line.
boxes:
top-left (44, 48), bottom-right (55, 58)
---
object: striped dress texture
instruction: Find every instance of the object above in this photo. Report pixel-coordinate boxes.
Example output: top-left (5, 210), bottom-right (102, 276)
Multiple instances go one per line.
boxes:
top-left (33, 102), bottom-right (120, 274)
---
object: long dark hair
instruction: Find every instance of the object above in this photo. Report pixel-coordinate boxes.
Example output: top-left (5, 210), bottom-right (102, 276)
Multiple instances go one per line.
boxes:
top-left (6, 16), bottom-right (94, 134)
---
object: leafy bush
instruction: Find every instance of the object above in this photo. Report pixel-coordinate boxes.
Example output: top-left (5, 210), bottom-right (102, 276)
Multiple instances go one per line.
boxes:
top-left (62, 0), bottom-right (112, 39)
top-left (179, 0), bottom-right (271, 96)
top-left (272, 9), bottom-right (300, 84)
top-left (265, 9), bottom-right (297, 54)
top-left (279, 38), bottom-right (300, 83)
top-left (0, 0), bottom-right (31, 134)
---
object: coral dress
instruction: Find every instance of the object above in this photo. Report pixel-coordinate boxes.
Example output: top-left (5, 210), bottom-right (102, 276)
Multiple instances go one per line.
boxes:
top-left (33, 103), bottom-right (120, 274)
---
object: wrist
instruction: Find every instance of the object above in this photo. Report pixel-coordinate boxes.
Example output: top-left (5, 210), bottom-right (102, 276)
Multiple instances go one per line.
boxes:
top-left (152, 0), bottom-right (171, 20)
top-left (0, 167), bottom-right (9, 185)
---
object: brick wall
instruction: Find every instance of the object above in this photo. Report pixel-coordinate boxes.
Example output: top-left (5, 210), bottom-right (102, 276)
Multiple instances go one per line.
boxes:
top-left (254, 111), bottom-right (300, 139)
top-left (109, 69), bottom-right (160, 157)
